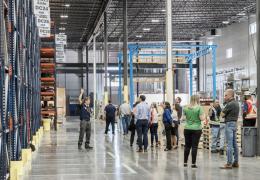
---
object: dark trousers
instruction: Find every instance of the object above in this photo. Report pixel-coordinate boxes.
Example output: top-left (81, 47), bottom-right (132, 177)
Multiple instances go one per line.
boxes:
top-left (105, 117), bottom-right (115, 133)
top-left (136, 119), bottom-right (149, 150)
top-left (150, 123), bottom-right (158, 145)
top-left (164, 123), bottom-right (172, 150)
top-left (184, 129), bottom-right (202, 164)
top-left (130, 128), bottom-right (136, 146)
top-left (78, 120), bottom-right (91, 145)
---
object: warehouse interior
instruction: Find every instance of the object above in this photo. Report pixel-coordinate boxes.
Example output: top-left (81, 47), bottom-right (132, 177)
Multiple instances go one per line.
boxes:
top-left (1, 0), bottom-right (260, 180)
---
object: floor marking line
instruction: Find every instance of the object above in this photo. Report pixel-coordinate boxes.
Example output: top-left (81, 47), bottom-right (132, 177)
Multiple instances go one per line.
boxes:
top-left (107, 152), bottom-right (116, 159)
top-left (122, 163), bottom-right (137, 174)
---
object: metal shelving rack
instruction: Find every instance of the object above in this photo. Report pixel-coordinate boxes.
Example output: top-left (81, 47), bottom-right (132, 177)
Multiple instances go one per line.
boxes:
top-left (0, 0), bottom-right (41, 179)
top-left (40, 30), bottom-right (57, 130)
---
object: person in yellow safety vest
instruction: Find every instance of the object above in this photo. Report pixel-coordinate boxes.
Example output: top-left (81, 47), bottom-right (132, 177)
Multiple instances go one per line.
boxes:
top-left (208, 100), bottom-right (223, 154)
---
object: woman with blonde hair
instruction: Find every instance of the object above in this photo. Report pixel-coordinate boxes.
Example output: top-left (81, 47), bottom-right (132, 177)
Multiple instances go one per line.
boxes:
top-left (183, 95), bottom-right (205, 168)
top-left (149, 103), bottom-right (159, 147)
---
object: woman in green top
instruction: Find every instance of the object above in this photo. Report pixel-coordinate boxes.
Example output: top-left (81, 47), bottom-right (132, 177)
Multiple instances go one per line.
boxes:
top-left (183, 95), bottom-right (205, 168)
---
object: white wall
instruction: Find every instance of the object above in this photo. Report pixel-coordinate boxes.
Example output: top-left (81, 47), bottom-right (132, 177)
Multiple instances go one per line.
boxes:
top-left (200, 15), bottom-right (257, 98)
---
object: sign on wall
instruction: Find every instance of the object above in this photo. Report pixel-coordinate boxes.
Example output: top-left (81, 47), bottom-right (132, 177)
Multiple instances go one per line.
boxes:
top-left (55, 34), bottom-right (67, 62)
top-left (55, 34), bottom-right (67, 45)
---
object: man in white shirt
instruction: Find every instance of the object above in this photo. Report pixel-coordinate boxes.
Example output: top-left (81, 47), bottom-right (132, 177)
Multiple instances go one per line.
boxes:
top-left (119, 101), bottom-right (131, 135)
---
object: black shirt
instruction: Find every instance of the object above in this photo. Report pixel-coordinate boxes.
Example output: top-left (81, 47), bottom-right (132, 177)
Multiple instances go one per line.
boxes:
top-left (222, 99), bottom-right (240, 122)
top-left (105, 104), bottom-right (116, 118)
top-left (80, 104), bottom-right (91, 121)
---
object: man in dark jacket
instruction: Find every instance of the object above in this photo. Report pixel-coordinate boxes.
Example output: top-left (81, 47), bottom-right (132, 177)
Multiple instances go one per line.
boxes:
top-left (78, 89), bottom-right (93, 150)
top-left (104, 100), bottom-right (117, 135)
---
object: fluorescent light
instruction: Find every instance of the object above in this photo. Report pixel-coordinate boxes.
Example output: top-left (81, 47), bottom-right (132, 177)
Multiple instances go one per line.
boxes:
top-left (60, 22), bottom-right (67, 25)
top-left (136, 35), bottom-right (142, 38)
top-left (161, 9), bottom-right (166, 12)
top-left (151, 19), bottom-right (160, 23)
top-left (237, 12), bottom-right (246, 16)
top-left (59, 27), bottom-right (66, 30)
top-left (60, 15), bottom-right (68, 18)
top-left (63, 4), bottom-right (70, 7)
top-left (222, 21), bottom-right (229, 24)
top-left (143, 28), bottom-right (150, 31)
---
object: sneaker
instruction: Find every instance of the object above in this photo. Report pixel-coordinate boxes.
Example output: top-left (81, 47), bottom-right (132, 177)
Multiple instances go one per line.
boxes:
top-left (164, 148), bottom-right (171, 151)
top-left (136, 149), bottom-right (143, 152)
top-left (85, 144), bottom-right (93, 149)
top-left (232, 162), bottom-right (239, 168)
top-left (151, 144), bottom-right (154, 148)
top-left (184, 163), bottom-right (188, 167)
top-left (220, 164), bottom-right (232, 169)
top-left (191, 164), bottom-right (198, 168)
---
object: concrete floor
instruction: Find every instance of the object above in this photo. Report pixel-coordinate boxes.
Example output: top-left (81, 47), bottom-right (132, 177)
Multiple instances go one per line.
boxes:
top-left (25, 117), bottom-right (260, 180)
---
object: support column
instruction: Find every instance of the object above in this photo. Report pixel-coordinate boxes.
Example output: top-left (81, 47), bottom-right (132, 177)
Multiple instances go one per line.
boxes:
top-left (109, 74), bottom-right (112, 101)
top-left (104, 12), bottom-right (108, 105)
top-left (256, 0), bottom-right (260, 156)
top-left (123, 0), bottom-right (128, 103)
top-left (212, 47), bottom-right (217, 99)
top-left (86, 45), bottom-right (89, 96)
top-left (118, 54), bottom-right (123, 104)
top-left (189, 61), bottom-right (193, 97)
top-left (78, 48), bottom-right (84, 88)
top-left (196, 42), bottom-right (200, 92)
top-left (93, 35), bottom-right (97, 119)
top-left (165, 0), bottom-right (173, 104)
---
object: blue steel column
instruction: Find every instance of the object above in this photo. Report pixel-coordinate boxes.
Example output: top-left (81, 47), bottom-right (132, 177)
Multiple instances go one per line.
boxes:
top-left (118, 54), bottom-right (122, 105)
top-left (212, 47), bottom-right (217, 99)
top-left (189, 59), bottom-right (193, 97)
top-left (129, 50), bottom-right (134, 108)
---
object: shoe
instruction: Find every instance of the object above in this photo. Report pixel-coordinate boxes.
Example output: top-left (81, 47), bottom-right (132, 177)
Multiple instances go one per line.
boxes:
top-left (78, 145), bottom-right (82, 150)
top-left (112, 132), bottom-right (115, 135)
top-left (136, 149), bottom-right (143, 152)
top-left (173, 146), bottom-right (178, 149)
top-left (219, 150), bottom-right (224, 155)
top-left (151, 144), bottom-right (154, 148)
top-left (156, 143), bottom-right (159, 147)
top-left (144, 149), bottom-right (148, 152)
top-left (130, 144), bottom-right (133, 147)
top-left (164, 148), bottom-right (171, 151)
top-left (191, 164), bottom-right (198, 168)
top-left (220, 164), bottom-right (232, 169)
top-left (211, 150), bottom-right (218, 153)
top-left (85, 144), bottom-right (93, 149)
top-left (104, 132), bottom-right (108, 134)
top-left (184, 163), bottom-right (188, 167)
top-left (232, 162), bottom-right (239, 168)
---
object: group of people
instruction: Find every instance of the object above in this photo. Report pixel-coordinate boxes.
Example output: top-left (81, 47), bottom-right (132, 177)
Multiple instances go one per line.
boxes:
top-left (77, 88), bottom-right (247, 169)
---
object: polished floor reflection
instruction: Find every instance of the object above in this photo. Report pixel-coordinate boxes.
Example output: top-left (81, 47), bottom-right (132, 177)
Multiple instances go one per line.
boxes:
top-left (25, 117), bottom-right (260, 180)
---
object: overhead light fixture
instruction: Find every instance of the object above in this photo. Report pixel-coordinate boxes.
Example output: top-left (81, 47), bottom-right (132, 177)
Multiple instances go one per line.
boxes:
top-left (60, 15), bottom-right (68, 18)
top-left (222, 21), bottom-right (229, 24)
top-left (151, 19), bottom-right (160, 23)
top-left (161, 9), bottom-right (166, 12)
top-left (143, 28), bottom-right (150, 31)
top-left (59, 27), bottom-right (66, 30)
top-left (136, 35), bottom-right (142, 38)
top-left (237, 12), bottom-right (246, 16)
top-left (60, 22), bottom-right (67, 25)
top-left (63, 4), bottom-right (70, 7)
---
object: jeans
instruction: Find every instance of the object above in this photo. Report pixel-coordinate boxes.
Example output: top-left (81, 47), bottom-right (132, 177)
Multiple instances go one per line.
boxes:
top-left (184, 129), bottom-right (202, 164)
top-left (219, 123), bottom-right (225, 150)
top-left (122, 115), bottom-right (130, 134)
top-left (225, 121), bottom-right (239, 164)
top-left (136, 119), bottom-right (149, 150)
top-left (150, 123), bottom-right (158, 145)
top-left (105, 117), bottom-right (115, 134)
top-left (78, 120), bottom-right (91, 146)
top-left (164, 123), bottom-right (172, 150)
top-left (211, 125), bottom-right (220, 151)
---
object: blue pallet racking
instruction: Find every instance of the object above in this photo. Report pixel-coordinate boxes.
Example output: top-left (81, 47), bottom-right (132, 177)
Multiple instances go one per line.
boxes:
top-left (0, 0), bottom-right (41, 179)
